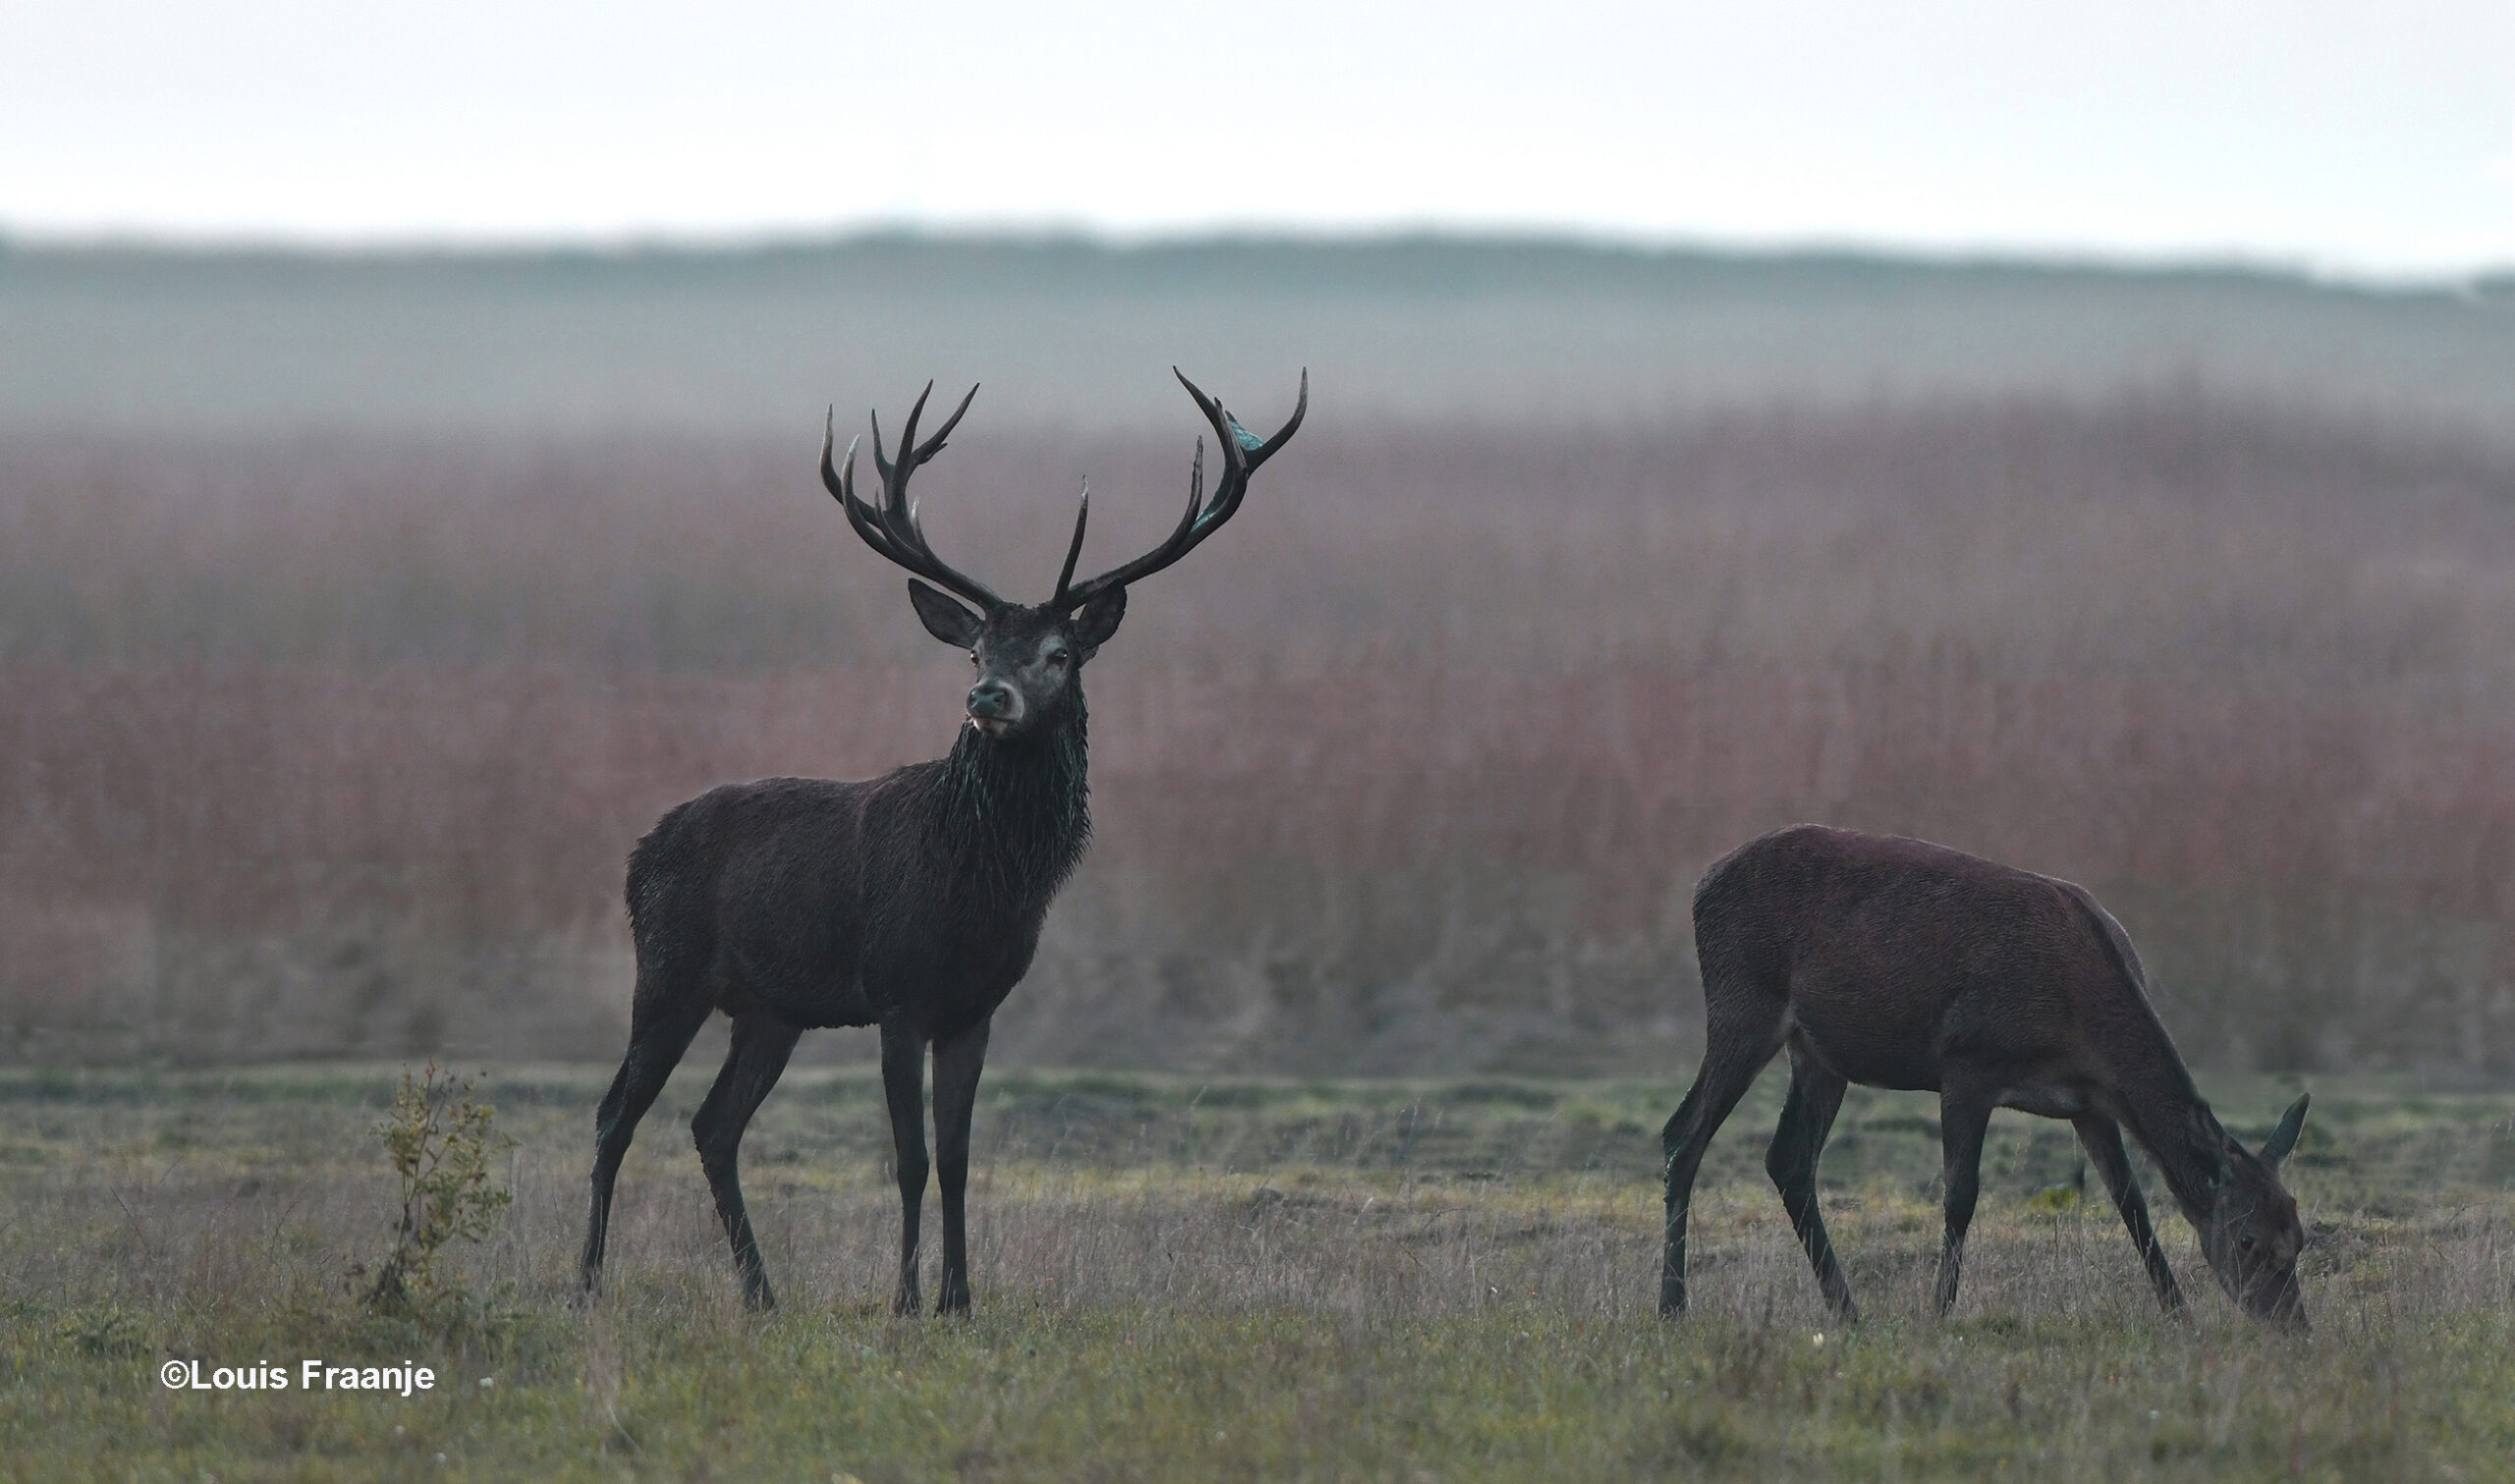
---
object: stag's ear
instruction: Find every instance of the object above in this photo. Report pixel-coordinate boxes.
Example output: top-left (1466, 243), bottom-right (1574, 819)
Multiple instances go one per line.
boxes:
top-left (2259, 1093), bottom-right (2310, 1170)
top-left (1072, 584), bottom-right (1126, 658)
top-left (908, 578), bottom-right (984, 648)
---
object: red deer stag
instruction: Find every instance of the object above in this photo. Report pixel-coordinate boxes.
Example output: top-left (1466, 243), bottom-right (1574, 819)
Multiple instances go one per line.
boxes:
top-left (580, 369), bottom-right (1306, 1313)
top-left (1660, 825), bottom-right (2312, 1327)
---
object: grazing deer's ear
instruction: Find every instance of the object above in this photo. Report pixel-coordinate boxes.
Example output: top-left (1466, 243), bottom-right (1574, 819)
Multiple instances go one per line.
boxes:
top-left (2188, 1106), bottom-right (2234, 1188)
top-left (2259, 1093), bottom-right (2310, 1169)
top-left (907, 578), bottom-right (984, 648)
top-left (1072, 584), bottom-right (1126, 657)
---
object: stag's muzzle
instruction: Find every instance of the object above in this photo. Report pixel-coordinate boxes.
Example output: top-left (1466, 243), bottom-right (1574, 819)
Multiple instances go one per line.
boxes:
top-left (966, 682), bottom-right (1021, 737)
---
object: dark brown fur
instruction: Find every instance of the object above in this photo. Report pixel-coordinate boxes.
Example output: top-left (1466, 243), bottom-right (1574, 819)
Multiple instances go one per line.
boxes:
top-left (1660, 824), bottom-right (2311, 1326)
top-left (578, 371), bottom-right (1303, 1314)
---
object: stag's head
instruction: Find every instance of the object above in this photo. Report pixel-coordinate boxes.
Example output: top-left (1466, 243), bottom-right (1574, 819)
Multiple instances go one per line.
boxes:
top-left (821, 370), bottom-right (1306, 743)
top-left (2191, 1093), bottom-right (2312, 1328)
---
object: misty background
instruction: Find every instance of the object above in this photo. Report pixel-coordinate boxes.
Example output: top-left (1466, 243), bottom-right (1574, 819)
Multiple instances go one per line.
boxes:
top-left (5, 236), bottom-right (2515, 1074)
top-left (5, 0), bottom-right (2512, 1075)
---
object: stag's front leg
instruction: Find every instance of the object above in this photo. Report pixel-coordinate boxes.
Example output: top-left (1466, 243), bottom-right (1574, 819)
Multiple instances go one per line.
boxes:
top-left (879, 1021), bottom-right (930, 1315)
top-left (930, 1017), bottom-right (993, 1315)
top-left (1932, 1084), bottom-right (1994, 1317)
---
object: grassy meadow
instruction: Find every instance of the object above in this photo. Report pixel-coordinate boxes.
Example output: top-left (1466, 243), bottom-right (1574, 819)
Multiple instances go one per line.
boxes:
top-left (3, 1063), bottom-right (2511, 1481)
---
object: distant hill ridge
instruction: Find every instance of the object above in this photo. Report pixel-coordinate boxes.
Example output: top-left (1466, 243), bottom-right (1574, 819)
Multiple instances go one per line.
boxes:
top-left (4, 233), bottom-right (2508, 434)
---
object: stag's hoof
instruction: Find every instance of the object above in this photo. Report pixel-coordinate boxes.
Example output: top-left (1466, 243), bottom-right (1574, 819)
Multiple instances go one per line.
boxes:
top-left (1658, 1266), bottom-right (1691, 1317)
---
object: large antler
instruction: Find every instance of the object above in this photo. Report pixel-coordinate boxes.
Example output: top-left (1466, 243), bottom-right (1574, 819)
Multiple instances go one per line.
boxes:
top-left (1052, 368), bottom-right (1308, 610)
top-left (819, 381), bottom-right (1004, 610)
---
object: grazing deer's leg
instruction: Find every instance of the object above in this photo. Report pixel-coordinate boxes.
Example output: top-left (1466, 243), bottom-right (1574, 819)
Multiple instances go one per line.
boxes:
top-left (1932, 1082), bottom-right (1995, 1317)
top-left (930, 1016), bottom-right (993, 1316)
top-left (880, 1020), bottom-right (931, 1316)
top-left (1767, 1045), bottom-right (1859, 1322)
top-left (1660, 1012), bottom-right (1785, 1315)
top-left (582, 988), bottom-right (711, 1294)
top-left (2073, 1114), bottom-right (2184, 1312)
top-left (692, 1012), bottom-right (804, 1311)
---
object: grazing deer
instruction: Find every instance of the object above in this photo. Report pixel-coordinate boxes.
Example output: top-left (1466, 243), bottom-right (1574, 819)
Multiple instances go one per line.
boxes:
top-left (1659, 824), bottom-right (2312, 1327)
top-left (580, 369), bottom-right (1306, 1313)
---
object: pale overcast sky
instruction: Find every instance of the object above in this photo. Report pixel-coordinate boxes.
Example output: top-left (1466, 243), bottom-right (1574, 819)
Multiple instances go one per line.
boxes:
top-left (2, 0), bottom-right (2507, 278)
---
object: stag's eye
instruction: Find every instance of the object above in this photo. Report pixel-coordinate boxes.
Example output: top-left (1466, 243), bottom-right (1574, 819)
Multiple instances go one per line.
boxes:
top-left (2240, 1234), bottom-right (2257, 1250)
top-left (969, 651), bottom-right (979, 667)
top-left (1044, 649), bottom-right (1070, 669)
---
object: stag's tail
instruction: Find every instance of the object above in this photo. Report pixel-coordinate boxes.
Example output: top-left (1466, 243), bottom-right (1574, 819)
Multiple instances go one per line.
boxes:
top-left (623, 797), bottom-right (716, 1017)
top-left (623, 813), bottom-right (675, 940)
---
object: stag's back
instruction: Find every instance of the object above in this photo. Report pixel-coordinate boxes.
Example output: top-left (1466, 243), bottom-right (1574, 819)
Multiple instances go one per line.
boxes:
top-left (626, 774), bottom-right (887, 1014)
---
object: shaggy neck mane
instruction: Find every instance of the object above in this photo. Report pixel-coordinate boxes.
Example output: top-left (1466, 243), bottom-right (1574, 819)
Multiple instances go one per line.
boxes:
top-left (926, 693), bottom-right (1092, 908)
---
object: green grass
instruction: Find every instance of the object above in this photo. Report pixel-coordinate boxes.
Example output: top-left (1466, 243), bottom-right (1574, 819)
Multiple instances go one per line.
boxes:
top-left (2, 1065), bottom-right (2511, 1481)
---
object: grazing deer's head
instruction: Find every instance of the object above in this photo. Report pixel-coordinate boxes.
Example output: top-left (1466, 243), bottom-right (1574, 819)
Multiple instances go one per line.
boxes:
top-left (2191, 1093), bottom-right (2312, 1328)
top-left (821, 369), bottom-right (1307, 742)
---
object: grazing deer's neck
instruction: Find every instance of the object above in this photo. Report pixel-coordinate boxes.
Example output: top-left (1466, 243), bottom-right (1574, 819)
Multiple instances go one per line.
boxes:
top-left (2113, 1050), bottom-right (2231, 1220)
top-left (929, 695), bottom-right (1092, 907)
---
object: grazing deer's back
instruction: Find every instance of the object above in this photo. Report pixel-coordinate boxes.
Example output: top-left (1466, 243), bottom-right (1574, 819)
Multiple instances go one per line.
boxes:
top-left (1693, 824), bottom-right (2154, 1091)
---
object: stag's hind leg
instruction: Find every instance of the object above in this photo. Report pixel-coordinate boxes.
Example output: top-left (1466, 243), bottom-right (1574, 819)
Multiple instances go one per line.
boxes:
top-left (582, 987), bottom-right (711, 1294)
top-left (1660, 994), bottom-right (1787, 1315)
top-left (692, 1012), bottom-right (803, 1310)
top-left (1767, 1044), bottom-right (1859, 1321)
top-left (2074, 1113), bottom-right (2184, 1312)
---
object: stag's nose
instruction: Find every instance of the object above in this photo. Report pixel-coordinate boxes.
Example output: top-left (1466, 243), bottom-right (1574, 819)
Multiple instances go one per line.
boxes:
top-left (967, 682), bottom-right (1017, 721)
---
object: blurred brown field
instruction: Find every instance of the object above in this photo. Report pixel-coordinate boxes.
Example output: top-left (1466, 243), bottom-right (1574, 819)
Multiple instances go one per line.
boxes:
top-left (6, 389), bottom-right (2515, 1073)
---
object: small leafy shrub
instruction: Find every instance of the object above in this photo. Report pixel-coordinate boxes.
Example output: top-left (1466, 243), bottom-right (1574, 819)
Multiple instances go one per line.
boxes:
top-left (364, 1064), bottom-right (512, 1316)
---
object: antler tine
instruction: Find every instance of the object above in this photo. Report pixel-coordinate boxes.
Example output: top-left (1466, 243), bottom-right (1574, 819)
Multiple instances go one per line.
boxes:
top-left (1050, 479), bottom-right (1090, 609)
top-left (830, 434), bottom-right (893, 562)
top-left (823, 418), bottom-right (912, 571)
top-left (1175, 368), bottom-right (1256, 528)
top-left (1135, 437), bottom-right (1204, 575)
top-left (821, 408), bottom-right (883, 552)
top-left (1058, 369), bottom-right (1306, 610)
top-left (893, 379), bottom-right (935, 478)
top-left (881, 379), bottom-right (934, 515)
top-left (895, 382), bottom-right (982, 550)
top-left (1258, 367), bottom-right (1310, 463)
top-left (917, 382), bottom-right (980, 466)
top-left (821, 386), bottom-right (1004, 610)
top-left (867, 404), bottom-right (892, 483)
